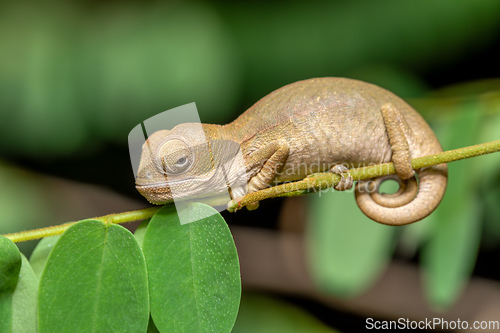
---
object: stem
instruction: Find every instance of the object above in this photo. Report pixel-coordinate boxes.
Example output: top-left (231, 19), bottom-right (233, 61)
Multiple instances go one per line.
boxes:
top-left (3, 139), bottom-right (500, 243)
top-left (227, 139), bottom-right (500, 210)
top-left (3, 207), bottom-right (161, 243)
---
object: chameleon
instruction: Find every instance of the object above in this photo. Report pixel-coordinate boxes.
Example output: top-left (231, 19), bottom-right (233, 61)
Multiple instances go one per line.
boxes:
top-left (135, 77), bottom-right (447, 225)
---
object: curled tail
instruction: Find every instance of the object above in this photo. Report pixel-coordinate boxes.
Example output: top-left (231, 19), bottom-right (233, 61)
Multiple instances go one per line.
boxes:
top-left (355, 163), bottom-right (448, 225)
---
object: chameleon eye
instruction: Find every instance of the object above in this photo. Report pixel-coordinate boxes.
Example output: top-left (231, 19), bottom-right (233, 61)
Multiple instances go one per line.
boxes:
top-left (156, 138), bottom-right (193, 175)
top-left (175, 157), bottom-right (187, 167)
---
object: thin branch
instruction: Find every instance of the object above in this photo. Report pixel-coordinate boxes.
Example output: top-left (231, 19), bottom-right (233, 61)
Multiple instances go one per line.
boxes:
top-left (3, 139), bottom-right (500, 243)
top-left (3, 207), bottom-right (161, 243)
top-left (227, 139), bottom-right (500, 210)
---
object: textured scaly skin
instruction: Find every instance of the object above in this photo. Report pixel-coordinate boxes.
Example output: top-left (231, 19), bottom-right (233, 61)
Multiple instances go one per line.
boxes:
top-left (136, 77), bottom-right (447, 225)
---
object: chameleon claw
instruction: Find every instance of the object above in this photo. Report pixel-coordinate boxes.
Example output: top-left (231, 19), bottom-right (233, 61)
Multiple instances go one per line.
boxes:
top-left (330, 164), bottom-right (353, 191)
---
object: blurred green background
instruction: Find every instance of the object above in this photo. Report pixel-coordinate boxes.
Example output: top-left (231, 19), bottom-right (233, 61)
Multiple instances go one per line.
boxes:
top-left (1, 0), bottom-right (500, 331)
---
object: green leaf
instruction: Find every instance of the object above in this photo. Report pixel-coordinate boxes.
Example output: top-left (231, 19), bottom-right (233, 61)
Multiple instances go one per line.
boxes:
top-left (422, 104), bottom-right (482, 308)
top-left (134, 218), bottom-right (150, 249)
top-left (482, 185), bottom-right (500, 247)
top-left (142, 204), bottom-right (241, 333)
top-left (472, 107), bottom-right (500, 248)
top-left (11, 254), bottom-right (38, 333)
top-left (233, 292), bottom-right (338, 333)
top-left (29, 235), bottom-right (61, 281)
top-left (0, 236), bottom-right (21, 292)
top-left (38, 220), bottom-right (149, 333)
top-left (307, 190), bottom-right (394, 297)
top-left (0, 235), bottom-right (22, 332)
top-left (476, 110), bottom-right (500, 187)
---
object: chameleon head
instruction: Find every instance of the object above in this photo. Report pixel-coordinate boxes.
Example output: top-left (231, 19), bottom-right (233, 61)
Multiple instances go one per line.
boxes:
top-left (135, 123), bottom-right (246, 205)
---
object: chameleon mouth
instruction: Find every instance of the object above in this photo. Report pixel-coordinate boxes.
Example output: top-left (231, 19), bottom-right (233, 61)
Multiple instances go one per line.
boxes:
top-left (135, 183), bottom-right (233, 207)
top-left (135, 184), bottom-right (173, 204)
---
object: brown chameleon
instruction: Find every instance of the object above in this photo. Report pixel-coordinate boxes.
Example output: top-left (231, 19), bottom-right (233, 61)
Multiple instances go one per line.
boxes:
top-left (135, 77), bottom-right (448, 225)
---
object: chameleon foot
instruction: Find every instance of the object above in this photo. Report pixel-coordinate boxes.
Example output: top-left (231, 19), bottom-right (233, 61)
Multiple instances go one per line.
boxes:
top-left (330, 164), bottom-right (353, 191)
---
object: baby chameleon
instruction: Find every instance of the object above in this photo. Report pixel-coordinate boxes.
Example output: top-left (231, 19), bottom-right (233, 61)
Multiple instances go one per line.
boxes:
top-left (135, 77), bottom-right (448, 226)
